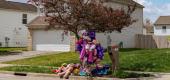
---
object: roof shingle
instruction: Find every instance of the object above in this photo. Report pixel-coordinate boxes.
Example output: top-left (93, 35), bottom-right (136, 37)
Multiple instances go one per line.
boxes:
top-left (154, 16), bottom-right (170, 25)
top-left (0, 0), bottom-right (37, 12)
top-left (27, 16), bottom-right (49, 29)
top-left (108, 0), bottom-right (144, 8)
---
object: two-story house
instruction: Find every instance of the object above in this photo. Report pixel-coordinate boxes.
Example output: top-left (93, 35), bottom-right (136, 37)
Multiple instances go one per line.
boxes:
top-left (27, 0), bottom-right (144, 51)
top-left (154, 16), bottom-right (170, 36)
top-left (0, 0), bottom-right (37, 47)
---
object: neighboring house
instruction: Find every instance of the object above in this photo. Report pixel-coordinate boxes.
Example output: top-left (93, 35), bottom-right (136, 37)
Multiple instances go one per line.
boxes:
top-left (27, 0), bottom-right (144, 51)
top-left (154, 16), bottom-right (170, 36)
top-left (0, 0), bottom-right (37, 47)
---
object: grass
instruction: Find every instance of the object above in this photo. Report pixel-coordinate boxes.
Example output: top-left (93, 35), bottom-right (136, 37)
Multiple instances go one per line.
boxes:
top-left (2, 48), bottom-right (170, 73)
top-left (0, 66), bottom-right (53, 74)
top-left (112, 70), bottom-right (152, 78)
top-left (119, 48), bottom-right (170, 72)
top-left (0, 47), bottom-right (27, 56)
top-left (4, 52), bottom-right (80, 67)
top-left (0, 47), bottom-right (27, 51)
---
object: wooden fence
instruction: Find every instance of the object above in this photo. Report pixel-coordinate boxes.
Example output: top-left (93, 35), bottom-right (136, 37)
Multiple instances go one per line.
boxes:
top-left (135, 34), bottom-right (170, 48)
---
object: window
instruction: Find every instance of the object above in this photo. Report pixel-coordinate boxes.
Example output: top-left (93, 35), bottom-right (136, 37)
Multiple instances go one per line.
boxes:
top-left (162, 26), bottom-right (167, 33)
top-left (22, 14), bottom-right (27, 24)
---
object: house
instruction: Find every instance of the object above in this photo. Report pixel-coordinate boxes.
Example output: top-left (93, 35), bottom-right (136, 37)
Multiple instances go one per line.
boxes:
top-left (0, 0), bottom-right (37, 47)
top-left (27, 0), bottom-right (144, 51)
top-left (154, 16), bottom-right (170, 36)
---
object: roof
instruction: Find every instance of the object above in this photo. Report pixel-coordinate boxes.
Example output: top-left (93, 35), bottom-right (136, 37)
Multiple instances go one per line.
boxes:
top-left (27, 16), bottom-right (49, 29)
top-left (0, 0), bottom-right (37, 12)
top-left (154, 16), bottom-right (170, 25)
top-left (109, 0), bottom-right (144, 8)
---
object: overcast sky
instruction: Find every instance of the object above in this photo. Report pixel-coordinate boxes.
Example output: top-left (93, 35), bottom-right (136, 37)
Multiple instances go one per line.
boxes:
top-left (7, 0), bottom-right (170, 23)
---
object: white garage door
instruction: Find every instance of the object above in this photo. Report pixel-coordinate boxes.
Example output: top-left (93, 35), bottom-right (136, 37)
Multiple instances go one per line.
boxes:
top-left (32, 30), bottom-right (70, 52)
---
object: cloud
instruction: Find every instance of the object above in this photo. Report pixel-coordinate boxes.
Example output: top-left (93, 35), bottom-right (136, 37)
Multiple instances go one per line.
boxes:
top-left (134, 0), bottom-right (154, 13)
top-left (135, 0), bottom-right (170, 22)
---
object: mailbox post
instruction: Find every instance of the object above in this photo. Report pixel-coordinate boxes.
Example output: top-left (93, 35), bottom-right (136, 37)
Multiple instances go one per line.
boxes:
top-left (108, 45), bottom-right (119, 71)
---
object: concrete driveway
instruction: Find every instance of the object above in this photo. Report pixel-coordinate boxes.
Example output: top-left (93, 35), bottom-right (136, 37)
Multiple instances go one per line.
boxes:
top-left (0, 51), bottom-right (59, 62)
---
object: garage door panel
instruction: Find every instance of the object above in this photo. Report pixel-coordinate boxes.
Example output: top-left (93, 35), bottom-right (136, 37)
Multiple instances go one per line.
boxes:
top-left (32, 30), bottom-right (70, 52)
top-left (34, 44), bottom-right (70, 51)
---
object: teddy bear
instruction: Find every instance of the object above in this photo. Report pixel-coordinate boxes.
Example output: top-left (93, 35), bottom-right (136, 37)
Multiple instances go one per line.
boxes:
top-left (58, 63), bottom-right (75, 79)
top-left (53, 63), bottom-right (67, 73)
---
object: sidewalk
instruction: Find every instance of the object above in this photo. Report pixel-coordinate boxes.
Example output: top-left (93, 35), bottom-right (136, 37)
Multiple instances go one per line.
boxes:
top-left (0, 51), bottom-right (60, 62)
top-left (152, 73), bottom-right (170, 80)
top-left (0, 64), bottom-right (13, 68)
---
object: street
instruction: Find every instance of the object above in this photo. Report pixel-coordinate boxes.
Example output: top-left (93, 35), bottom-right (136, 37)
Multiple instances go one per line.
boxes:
top-left (0, 73), bottom-right (67, 80)
top-left (0, 72), bottom-right (170, 80)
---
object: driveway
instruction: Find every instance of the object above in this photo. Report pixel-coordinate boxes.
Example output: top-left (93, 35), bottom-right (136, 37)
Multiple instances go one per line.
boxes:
top-left (0, 51), bottom-right (59, 62)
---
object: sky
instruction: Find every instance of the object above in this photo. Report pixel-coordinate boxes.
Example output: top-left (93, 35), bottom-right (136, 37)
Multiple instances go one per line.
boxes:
top-left (6, 0), bottom-right (170, 23)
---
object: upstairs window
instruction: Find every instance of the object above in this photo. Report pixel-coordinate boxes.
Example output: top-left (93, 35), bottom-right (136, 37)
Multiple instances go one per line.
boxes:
top-left (162, 26), bottom-right (167, 33)
top-left (22, 14), bottom-right (27, 24)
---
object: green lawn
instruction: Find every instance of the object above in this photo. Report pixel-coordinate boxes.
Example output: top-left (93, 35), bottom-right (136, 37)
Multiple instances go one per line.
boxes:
top-left (0, 47), bottom-right (27, 56)
top-left (0, 66), bottom-right (53, 74)
top-left (0, 47), bottom-right (27, 51)
top-left (2, 48), bottom-right (170, 73)
top-left (4, 52), bottom-right (80, 67)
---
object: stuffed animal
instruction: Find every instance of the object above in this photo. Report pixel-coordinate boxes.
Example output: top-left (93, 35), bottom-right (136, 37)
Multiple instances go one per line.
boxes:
top-left (63, 64), bottom-right (75, 79)
top-left (58, 63), bottom-right (75, 79)
top-left (91, 64), bottom-right (110, 76)
top-left (53, 63), bottom-right (67, 73)
top-left (73, 64), bottom-right (81, 75)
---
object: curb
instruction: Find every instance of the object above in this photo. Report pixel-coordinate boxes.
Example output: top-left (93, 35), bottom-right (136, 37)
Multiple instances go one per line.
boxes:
top-left (0, 70), bottom-right (160, 80)
top-left (0, 71), bottom-right (118, 80)
top-left (125, 71), bottom-right (170, 77)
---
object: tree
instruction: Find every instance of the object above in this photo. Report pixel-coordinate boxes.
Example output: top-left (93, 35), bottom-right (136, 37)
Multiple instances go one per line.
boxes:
top-left (28, 0), bottom-right (137, 71)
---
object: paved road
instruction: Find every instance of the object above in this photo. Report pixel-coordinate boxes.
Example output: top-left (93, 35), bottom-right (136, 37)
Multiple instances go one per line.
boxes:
top-left (0, 72), bottom-right (169, 80)
top-left (0, 73), bottom-right (114, 80)
top-left (0, 51), bottom-right (60, 62)
top-left (0, 73), bottom-right (64, 80)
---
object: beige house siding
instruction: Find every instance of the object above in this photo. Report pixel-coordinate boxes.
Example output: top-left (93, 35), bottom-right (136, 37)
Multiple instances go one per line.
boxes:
top-left (96, 2), bottom-right (143, 48)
